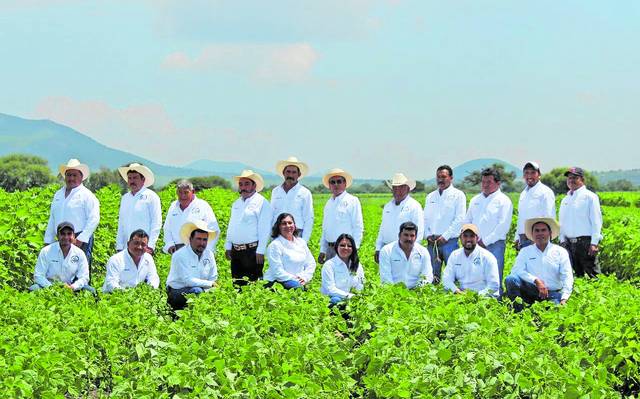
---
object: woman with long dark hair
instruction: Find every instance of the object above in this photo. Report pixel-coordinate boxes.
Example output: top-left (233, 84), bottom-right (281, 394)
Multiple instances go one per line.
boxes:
top-left (320, 233), bottom-right (364, 305)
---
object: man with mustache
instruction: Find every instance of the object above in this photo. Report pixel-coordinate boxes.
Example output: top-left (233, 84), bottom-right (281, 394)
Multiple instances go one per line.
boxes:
top-left (102, 229), bottom-right (160, 293)
top-left (225, 170), bottom-right (273, 287)
top-left (379, 222), bottom-right (433, 289)
top-left (514, 162), bottom-right (555, 251)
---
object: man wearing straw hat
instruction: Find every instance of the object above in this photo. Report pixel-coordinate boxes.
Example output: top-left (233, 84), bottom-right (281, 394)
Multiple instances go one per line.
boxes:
top-left (317, 168), bottom-right (364, 264)
top-left (270, 156), bottom-right (314, 242)
top-left (166, 220), bottom-right (218, 310)
top-left (374, 173), bottom-right (424, 264)
top-left (44, 159), bottom-right (100, 270)
top-left (505, 217), bottom-right (573, 311)
top-left (115, 163), bottom-right (162, 254)
top-left (225, 170), bottom-right (273, 286)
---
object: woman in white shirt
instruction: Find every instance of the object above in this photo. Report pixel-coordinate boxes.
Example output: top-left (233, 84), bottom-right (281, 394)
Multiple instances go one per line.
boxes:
top-left (321, 233), bottom-right (365, 306)
top-left (264, 213), bottom-right (316, 289)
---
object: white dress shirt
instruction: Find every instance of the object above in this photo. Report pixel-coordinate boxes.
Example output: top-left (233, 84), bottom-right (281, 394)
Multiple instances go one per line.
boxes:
top-left (319, 191), bottom-right (364, 252)
top-left (264, 236), bottom-right (316, 282)
top-left (102, 250), bottom-right (159, 293)
top-left (166, 246), bottom-right (218, 289)
top-left (559, 186), bottom-right (603, 245)
top-left (116, 187), bottom-right (163, 250)
top-left (379, 241), bottom-right (433, 289)
top-left (464, 189), bottom-right (513, 246)
top-left (34, 242), bottom-right (89, 290)
top-left (163, 196), bottom-right (220, 253)
top-left (320, 257), bottom-right (365, 298)
top-left (44, 184), bottom-right (100, 244)
top-left (270, 183), bottom-right (314, 242)
top-left (515, 181), bottom-right (556, 240)
top-left (442, 246), bottom-right (500, 297)
top-left (423, 185), bottom-right (466, 240)
top-left (375, 196), bottom-right (424, 251)
top-left (510, 242), bottom-right (574, 301)
top-left (225, 192), bottom-right (273, 255)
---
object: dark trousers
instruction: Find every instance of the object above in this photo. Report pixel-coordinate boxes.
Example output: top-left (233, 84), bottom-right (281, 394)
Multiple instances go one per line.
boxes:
top-left (167, 286), bottom-right (204, 311)
top-left (562, 237), bottom-right (600, 278)
top-left (231, 246), bottom-right (262, 286)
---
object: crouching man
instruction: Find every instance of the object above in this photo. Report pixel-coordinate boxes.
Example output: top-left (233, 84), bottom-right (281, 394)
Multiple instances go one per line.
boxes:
top-left (102, 229), bottom-right (160, 293)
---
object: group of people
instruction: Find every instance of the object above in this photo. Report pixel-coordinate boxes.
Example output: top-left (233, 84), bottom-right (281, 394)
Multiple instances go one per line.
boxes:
top-left (32, 156), bottom-right (602, 312)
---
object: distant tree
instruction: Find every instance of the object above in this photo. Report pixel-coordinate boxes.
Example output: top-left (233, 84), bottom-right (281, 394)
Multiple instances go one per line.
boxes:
top-left (541, 167), bottom-right (601, 195)
top-left (0, 153), bottom-right (55, 192)
top-left (168, 176), bottom-right (231, 191)
top-left (603, 179), bottom-right (635, 192)
top-left (85, 167), bottom-right (127, 192)
top-left (462, 163), bottom-right (519, 192)
top-left (311, 184), bottom-right (330, 194)
top-left (414, 181), bottom-right (425, 193)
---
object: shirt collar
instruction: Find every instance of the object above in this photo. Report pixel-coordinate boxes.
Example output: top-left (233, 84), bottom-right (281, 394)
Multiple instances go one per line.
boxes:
top-left (331, 191), bottom-right (348, 201)
top-left (483, 189), bottom-right (501, 199)
top-left (569, 185), bottom-right (586, 195)
top-left (525, 181), bottom-right (541, 192)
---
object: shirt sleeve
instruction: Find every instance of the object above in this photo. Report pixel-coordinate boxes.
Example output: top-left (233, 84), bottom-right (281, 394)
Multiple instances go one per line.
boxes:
top-left (558, 249), bottom-right (574, 301)
top-left (482, 197), bottom-right (513, 246)
top-left (266, 242), bottom-right (297, 282)
top-left (257, 200), bottom-right (273, 255)
top-left (301, 190), bottom-right (314, 242)
top-left (102, 256), bottom-right (121, 293)
top-left (321, 263), bottom-right (351, 298)
top-left (413, 203), bottom-right (425, 246)
top-left (78, 191), bottom-right (100, 243)
top-left (34, 249), bottom-right (52, 288)
top-left (512, 250), bottom-right (537, 285)
top-left (44, 204), bottom-right (56, 244)
top-left (146, 258), bottom-right (160, 289)
top-left (70, 252), bottom-right (90, 291)
top-left (147, 193), bottom-right (163, 249)
top-left (352, 198), bottom-right (364, 249)
top-left (544, 189), bottom-right (557, 220)
top-left (442, 191), bottom-right (467, 241)
top-left (115, 196), bottom-right (127, 251)
top-left (299, 244), bottom-right (317, 283)
top-left (419, 249), bottom-right (433, 285)
top-left (375, 205), bottom-right (386, 251)
top-left (441, 261), bottom-right (458, 293)
top-left (479, 253), bottom-right (500, 297)
top-left (162, 204), bottom-right (175, 254)
top-left (590, 194), bottom-right (603, 245)
top-left (558, 198), bottom-right (567, 243)
top-left (208, 256), bottom-right (218, 284)
top-left (515, 192), bottom-right (526, 241)
top-left (378, 247), bottom-right (393, 284)
top-left (353, 264), bottom-right (365, 292)
top-left (319, 203), bottom-right (328, 253)
top-left (203, 202), bottom-right (220, 248)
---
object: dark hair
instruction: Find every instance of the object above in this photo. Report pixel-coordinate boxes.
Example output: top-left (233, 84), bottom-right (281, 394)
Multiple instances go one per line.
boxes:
top-left (271, 213), bottom-right (299, 239)
top-left (335, 233), bottom-right (359, 273)
top-left (436, 165), bottom-right (453, 177)
top-left (481, 167), bottom-right (501, 182)
top-left (127, 170), bottom-right (145, 180)
top-left (282, 165), bottom-right (301, 174)
top-left (190, 228), bottom-right (209, 239)
top-left (129, 229), bottom-right (149, 241)
top-left (398, 221), bottom-right (418, 235)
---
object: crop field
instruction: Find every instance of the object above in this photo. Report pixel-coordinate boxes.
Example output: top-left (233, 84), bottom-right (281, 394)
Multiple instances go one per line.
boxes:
top-left (1, 186), bottom-right (639, 398)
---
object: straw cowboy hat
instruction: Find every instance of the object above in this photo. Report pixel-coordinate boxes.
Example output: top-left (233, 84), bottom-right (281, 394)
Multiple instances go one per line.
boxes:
top-left (275, 156), bottom-right (309, 178)
top-left (179, 220), bottom-right (218, 245)
top-left (524, 217), bottom-right (560, 241)
top-left (385, 173), bottom-right (416, 191)
top-left (59, 159), bottom-right (90, 181)
top-left (118, 163), bottom-right (155, 187)
top-left (322, 168), bottom-right (353, 189)
top-left (233, 170), bottom-right (265, 193)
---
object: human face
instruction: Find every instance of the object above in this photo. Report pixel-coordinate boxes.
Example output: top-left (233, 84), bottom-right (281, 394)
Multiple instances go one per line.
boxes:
top-left (523, 168), bottom-right (540, 188)
top-left (238, 178), bottom-right (256, 199)
top-left (481, 175), bottom-right (500, 196)
top-left (278, 216), bottom-right (296, 239)
top-left (392, 185), bottom-right (410, 203)
top-left (127, 235), bottom-right (148, 259)
top-left (177, 187), bottom-right (195, 204)
top-left (283, 166), bottom-right (301, 185)
top-left (336, 237), bottom-right (353, 261)
top-left (532, 222), bottom-right (551, 246)
top-left (189, 231), bottom-right (209, 255)
top-left (398, 228), bottom-right (417, 249)
top-left (57, 228), bottom-right (76, 248)
top-left (328, 175), bottom-right (346, 197)
top-left (566, 174), bottom-right (584, 191)
top-left (460, 230), bottom-right (478, 252)
top-left (64, 169), bottom-right (83, 190)
top-left (127, 172), bottom-right (145, 194)
top-left (436, 169), bottom-right (452, 191)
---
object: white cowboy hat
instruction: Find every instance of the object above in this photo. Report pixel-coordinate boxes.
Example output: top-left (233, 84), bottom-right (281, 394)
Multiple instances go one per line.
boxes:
top-left (385, 173), bottom-right (416, 191)
top-left (59, 159), bottom-right (90, 181)
top-left (118, 163), bottom-right (155, 187)
top-left (275, 156), bottom-right (309, 179)
top-left (179, 220), bottom-right (218, 245)
top-left (322, 168), bottom-right (353, 189)
top-left (524, 217), bottom-right (560, 241)
top-left (233, 169), bottom-right (265, 193)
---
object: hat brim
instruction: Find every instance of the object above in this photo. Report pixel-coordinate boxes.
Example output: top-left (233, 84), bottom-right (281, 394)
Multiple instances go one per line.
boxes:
top-left (524, 217), bottom-right (560, 241)
top-left (385, 180), bottom-right (416, 191)
top-left (59, 164), bottom-right (90, 181)
top-left (322, 171), bottom-right (353, 189)
top-left (276, 160), bottom-right (309, 179)
top-left (179, 221), bottom-right (218, 245)
top-left (118, 165), bottom-right (155, 187)
top-left (233, 173), bottom-right (264, 193)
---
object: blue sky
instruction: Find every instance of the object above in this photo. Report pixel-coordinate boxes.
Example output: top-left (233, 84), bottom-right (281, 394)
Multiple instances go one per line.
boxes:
top-left (1, 0), bottom-right (638, 179)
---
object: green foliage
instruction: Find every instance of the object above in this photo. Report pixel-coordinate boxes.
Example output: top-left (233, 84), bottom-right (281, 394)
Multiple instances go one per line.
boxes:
top-left (604, 179), bottom-right (637, 192)
top-left (0, 153), bottom-right (55, 192)
top-left (85, 167), bottom-right (127, 193)
top-left (541, 167), bottom-right (601, 195)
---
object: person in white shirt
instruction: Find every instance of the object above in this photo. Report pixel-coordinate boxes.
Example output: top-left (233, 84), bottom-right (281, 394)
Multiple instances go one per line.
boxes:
top-left (115, 163), bottom-right (162, 254)
top-left (442, 224), bottom-right (499, 298)
top-left (166, 220), bottom-right (218, 310)
top-left (379, 221), bottom-right (433, 289)
top-left (320, 233), bottom-right (365, 306)
top-left (270, 156), bottom-right (314, 242)
top-left (31, 222), bottom-right (95, 294)
top-left (44, 159), bottom-right (100, 273)
top-left (423, 165), bottom-right (466, 283)
top-left (559, 167), bottom-right (602, 278)
top-left (318, 168), bottom-right (364, 264)
top-left (264, 213), bottom-right (316, 290)
top-left (375, 173), bottom-right (424, 264)
top-left (464, 167), bottom-right (513, 294)
top-left (102, 229), bottom-right (160, 293)
top-left (163, 179), bottom-right (220, 254)
top-left (514, 162), bottom-right (556, 250)
top-left (225, 170), bottom-right (273, 287)
top-left (506, 217), bottom-right (573, 312)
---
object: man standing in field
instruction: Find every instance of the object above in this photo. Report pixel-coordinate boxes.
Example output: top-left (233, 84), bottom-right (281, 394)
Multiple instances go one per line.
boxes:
top-left (375, 173), bottom-right (424, 264)
top-left (379, 222), bottom-right (433, 289)
top-left (514, 162), bottom-right (555, 250)
top-left (44, 159), bottom-right (100, 272)
top-left (270, 156), bottom-right (314, 242)
top-left (225, 170), bottom-right (273, 287)
top-left (559, 167), bottom-right (602, 278)
top-left (317, 168), bottom-right (364, 264)
top-left (102, 229), bottom-right (160, 293)
top-left (115, 163), bottom-right (162, 255)
top-left (423, 165), bottom-right (466, 283)
top-left (163, 179), bottom-right (220, 254)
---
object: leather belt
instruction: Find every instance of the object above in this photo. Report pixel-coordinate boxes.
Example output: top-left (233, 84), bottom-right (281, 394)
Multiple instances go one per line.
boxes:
top-left (232, 241), bottom-right (258, 251)
top-left (567, 236), bottom-right (590, 244)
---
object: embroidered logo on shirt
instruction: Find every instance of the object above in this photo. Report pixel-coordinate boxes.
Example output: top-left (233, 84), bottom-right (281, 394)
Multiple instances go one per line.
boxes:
top-left (473, 258), bottom-right (481, 266)
top-left (203, 259), bottom-right (211, 266)
top-left (70, 255), bottom-right (80, 264)
top-left (192, 207), bottom-right (200, 214)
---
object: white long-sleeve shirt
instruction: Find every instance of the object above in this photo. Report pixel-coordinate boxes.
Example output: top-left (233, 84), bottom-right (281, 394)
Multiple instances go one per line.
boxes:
top-left (464, 189), bottom-right (513, 246)
top-left (163, 197), bottom-right (220, 253)
top-left (166, 246), bottom-right (218, 289)
top-left (375, 196), bottom-right (424, 251)
top-left (510, 242), bottom-right (574, 301)
top-left (102, 250), bottom-right (159, 293)
top-left (264, 236), bottom-right (316, 283)
top-left (116, 187), bottom-right (162, 250)
top-left (559, 186), bottom-right (603, 245)
top-left (423, 185), bottom-right (466, 240)
top-left (379, 241), bottom-right (433, 289)
top-left (33, 242), bottom-right (89, 290)
top-left (44, 185), bottom-right (100, 244)
top-left (442, 246), bottom-right (500, 297)
top-left (319, 191), bottom-right (364, 252)
top-left (225, 192), bottom-right (273, 255)
top-left (320, 257), bottom-right (364, 298)
top-left (270, 183), bottom-right (314, 242)
top-left (515, 181), bottom-right (556, 240)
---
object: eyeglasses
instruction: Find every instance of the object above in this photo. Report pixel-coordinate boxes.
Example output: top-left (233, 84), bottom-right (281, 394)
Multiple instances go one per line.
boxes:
top-left (329, 179), bottom-right (345, 185)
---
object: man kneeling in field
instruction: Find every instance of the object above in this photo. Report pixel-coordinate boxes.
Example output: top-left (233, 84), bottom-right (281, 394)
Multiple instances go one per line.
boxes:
top-left (379, 221), bottom-right (433, 289)
top-left (102, 229), bottom-right (160, 293)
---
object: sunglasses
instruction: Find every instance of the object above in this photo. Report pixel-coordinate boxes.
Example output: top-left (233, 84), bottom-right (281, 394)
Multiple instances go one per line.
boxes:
top-left (329, 179), bottom-right (345, 185)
